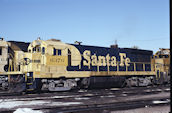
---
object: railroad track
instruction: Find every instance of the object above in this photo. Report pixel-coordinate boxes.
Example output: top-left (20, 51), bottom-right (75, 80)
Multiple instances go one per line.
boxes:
top-left (0, 96), bottom-right (170, 113)
top-left (34, 97), bottom-right (170, 113)
top-left (0, 85), bottom-right (170, 113)
top-left (0, 84), bottom-right (169, 97)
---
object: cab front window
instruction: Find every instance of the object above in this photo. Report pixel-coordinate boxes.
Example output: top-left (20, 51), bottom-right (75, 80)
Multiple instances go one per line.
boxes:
top-left (28, 49), bottom-right (31, 53)
top-left (33, 47), bottom-right (36, 53)
top-left (32, 46), bottom-right (41, 53)
top-left (37, 47), bottom-right (41, 52)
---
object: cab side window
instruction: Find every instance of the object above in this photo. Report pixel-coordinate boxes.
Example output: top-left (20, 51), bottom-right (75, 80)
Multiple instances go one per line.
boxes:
top-left (42, 47), bottom-right (45, 54)
top-left (165, 55), bottom-right (169, 58)
top-left (53, 48), bottom-right (57, 55)
top-left (53, 48), bottom-right (62, 56)
top-left (58, 49), bottom-right (61, 56)
top-left (159, 55), bottom-right (163, 58)
top-left (0, 47), bottom-right (2, 55)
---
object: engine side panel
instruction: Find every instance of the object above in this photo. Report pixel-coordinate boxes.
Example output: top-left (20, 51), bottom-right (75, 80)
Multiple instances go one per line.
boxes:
top-left (67, 45), bottom-right (153, 73)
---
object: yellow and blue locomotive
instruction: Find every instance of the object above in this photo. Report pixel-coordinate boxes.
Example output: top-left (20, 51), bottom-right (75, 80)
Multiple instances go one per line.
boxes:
top-left (0, 38), bottom-right (30, 91)
top-left (0, 38), bottom-right (170, 92)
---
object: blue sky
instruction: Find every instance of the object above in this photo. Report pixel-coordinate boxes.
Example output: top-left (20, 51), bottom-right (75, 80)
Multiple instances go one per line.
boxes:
top-left (0, 0), bottom-right (169, 53)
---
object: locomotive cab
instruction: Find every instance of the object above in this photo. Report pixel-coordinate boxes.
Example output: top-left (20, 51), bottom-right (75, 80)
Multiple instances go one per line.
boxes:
top-left (26, 39), bottom-right (68, 74)
top-left (0, 38), bottom-right (8, 73)
top-left (151, 48), bottom-right (170, 84)
top-left (24, 38), bottom-right (79, 91)
top-left (0, 40), bottom-right (30, 92)
top-left (0, 38), bottom-right (8, 90)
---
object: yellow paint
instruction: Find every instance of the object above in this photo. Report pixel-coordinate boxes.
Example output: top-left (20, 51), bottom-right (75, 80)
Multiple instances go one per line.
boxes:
top-left (32, 53), bottom-right (41, 63)
top-left (8, 75), bottom-right (10, 82)
top-left (35, 71), bottom-right (40, 75)
top-left (35, 73), bottom-right (52, 78)
top-left (46, 55), bottom-right (68, 66)
top-left (25, 72), bottom-right (27, 82)
top-left (33, 70), bottom-right (156, 79)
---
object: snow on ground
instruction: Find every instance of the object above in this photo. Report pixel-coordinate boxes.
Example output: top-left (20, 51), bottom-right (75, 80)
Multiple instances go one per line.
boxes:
top-left (152, 99), bottom-right (170, 104)
top-left (0, 95), bottom-right (76, 102)
top-left (106, 95), bottom-right (116, 98)
top-left (100, 95), bottom-right (116, 98)
top-left (156, 89), bottom-right (163, 91)
top-left (110, 88), bottom-right (120, 91)
top-left (78, 89), bottom-right (88, 92)
top-left (121, 94), bottom-right (127, 96)
top-left (74, 97), bottom-right (90, 100)
top-left (164, 88), bottom-right (170, 91)
top-left (83, 93), bottom-right (94, 96)
top-left (0, 99), bottom-right (83, 109)
top-left (13, 108), bottom-right (43, 113)
top-left (111, 105), bottom-right (170, 113)
top-left (144, 89), bottom-right (151, 92)
top-left (0, 100), bottom-right (50, 109)
top-left (50, 95), bottom-right (75, 99)
top-left (47, 102), bottom-right (82, 106)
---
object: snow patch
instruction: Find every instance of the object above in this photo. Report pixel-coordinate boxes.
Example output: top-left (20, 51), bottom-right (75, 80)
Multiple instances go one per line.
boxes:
top-left (51, 95), bottom-right (75, 98)
top-left (106, 95), bottom-right (116, 98)
top-left (156, 89), bottom-right (162, 91)
top-left (0, 99), bottom-right (83, 109)
top-left (0, 100), bottom-right (49, 109)
top-left (100, 95), bottom-right (115, 98)
top-left (78, 90), bottom-right (87, 93)
top-left (0, 95), bottom-right (76, 102)
top-left (165, 88), bottom-right (170, 91)
top-left (84, 94), bottom-right (94, 96)
top-left (49, 102), bottom-right (83, 106)
top-left (75, 97), bottom-right (90, 100)
top-left (152, 100), bottom-right (170, 104)
top-left (14, 108), bottom-right (43, 113)
top-left (144, 89), bottom-right (151, 92)
top-left (122, 94), bottom-right (127, 96)
top-left (110, 88), bottom-right (120, 91)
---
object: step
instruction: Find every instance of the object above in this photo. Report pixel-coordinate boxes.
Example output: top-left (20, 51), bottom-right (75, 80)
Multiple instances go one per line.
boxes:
top-left (26, 89), bottom-right (34, 91)
top-left (27, 83), bottom-right (33, 85)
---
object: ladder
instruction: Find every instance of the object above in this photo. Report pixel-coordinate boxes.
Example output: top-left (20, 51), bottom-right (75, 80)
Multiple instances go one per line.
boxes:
top-left (25, 72), bottom-right (35, 92)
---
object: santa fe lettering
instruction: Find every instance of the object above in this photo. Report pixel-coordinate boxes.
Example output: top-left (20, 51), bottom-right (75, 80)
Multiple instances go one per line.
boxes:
top-left (83, 50), bottom-right (130, 67)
